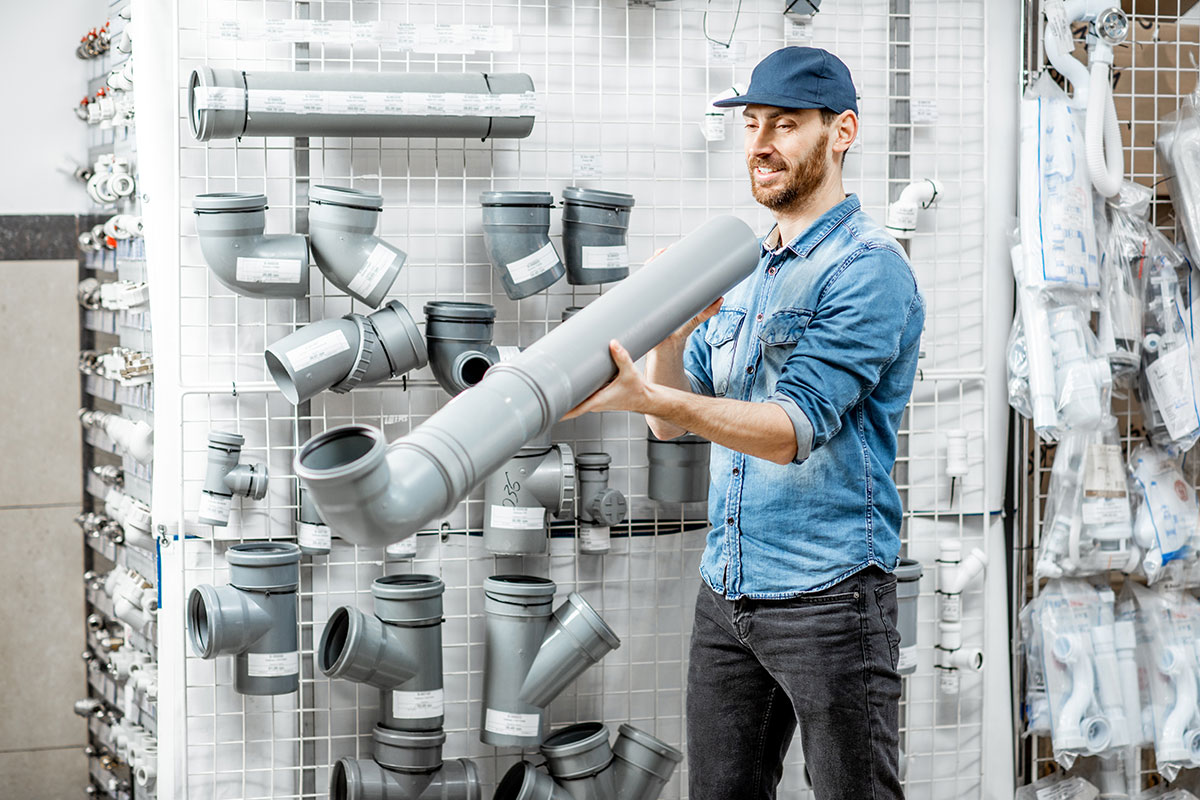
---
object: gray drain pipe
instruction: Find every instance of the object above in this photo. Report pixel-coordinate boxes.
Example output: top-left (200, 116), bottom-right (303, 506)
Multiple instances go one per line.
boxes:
top-left (424, 301), bottom-right (501, 396)
top-left (480, 191), bottom-right (565, 299)
top-left (575, 453), bottom-right (627, 554)
top-left (187, 542), bottom-right (301, 695)
top-left (309, 185), bottom-right (406, 308)
top-left (189, 67), bottom-right (535, 142)
top-left (561, 187), bottom-right (635, 286)
top-left (264, 301), bottom-right (427, 404)
top-left (495, 762), bottom-right (574, 800)
top-left (482, 576), bottom-right (620, 747)
top-left (894, 558), bottom-right (923, 676)
top-left (193, 192), bottom-right (310, 298)
top-left (540, 722), bottom-right (617, 800)
top-left (646, 432), bottom-right (710, 504)
top-left (610, 725), bottom-right (682, 800)
top-left (293, 215), bottom-right (758, 548)
top-left (319, 575), bottom-right (445, 732)
top-left (330, 726), bottom-right (480, 800)
top-left (482, 433), bottom-right (574, 555)
top-left (197, 431), bottom-right (269, 527)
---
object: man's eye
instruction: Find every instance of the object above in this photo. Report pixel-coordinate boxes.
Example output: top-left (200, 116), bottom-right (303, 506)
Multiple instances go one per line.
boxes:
top-left (777, 124), bottom-right (793, 131)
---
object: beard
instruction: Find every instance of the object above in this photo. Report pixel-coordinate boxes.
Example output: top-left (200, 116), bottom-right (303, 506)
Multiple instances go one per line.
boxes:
top-left (747, 129), bottom-right (831, 212)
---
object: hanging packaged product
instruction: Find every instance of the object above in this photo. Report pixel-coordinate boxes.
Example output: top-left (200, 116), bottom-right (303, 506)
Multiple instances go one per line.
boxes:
top-left (1159, 87), bottom-right (1200, 256)
top-left (1128, 444), bottom-right (1199, 586)
top-left (1096, 183), bottom-right (1152, 381)
top-left (1019, 601), bottom-right (1052, 738)
top-left (1035, 417), bottom-right (1138, 579)
top-left (1017, 73), bottom-right (1099, 292)
top-left (1126, 583), bottom-right (1200, 780)
top-left (1006, 307), bottom-right (1034, 420)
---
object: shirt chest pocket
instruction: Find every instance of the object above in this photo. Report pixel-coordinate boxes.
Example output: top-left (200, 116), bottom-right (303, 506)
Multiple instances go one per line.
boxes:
top-left (704, 308), bottom-right (746, 397)
top-left (756, 309), bottom-right (813, 377)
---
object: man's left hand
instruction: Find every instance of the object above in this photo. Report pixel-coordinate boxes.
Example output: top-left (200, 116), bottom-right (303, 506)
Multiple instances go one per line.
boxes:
top-left (562, 340), bottom-right (650, 420)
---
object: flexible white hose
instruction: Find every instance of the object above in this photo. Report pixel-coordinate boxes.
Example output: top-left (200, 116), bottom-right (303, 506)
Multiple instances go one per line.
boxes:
top-left (1086, 59), bottom-right (1124, 197)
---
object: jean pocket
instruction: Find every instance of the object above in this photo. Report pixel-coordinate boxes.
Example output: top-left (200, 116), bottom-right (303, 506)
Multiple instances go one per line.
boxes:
top-left (874, 582), bottom-right (899, 670)
top-left (704, 308), bottom-right (745, 397)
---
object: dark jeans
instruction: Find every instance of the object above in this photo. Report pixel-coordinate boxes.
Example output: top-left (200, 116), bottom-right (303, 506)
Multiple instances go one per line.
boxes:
top-left (686, 567), bottom-right (903, 800)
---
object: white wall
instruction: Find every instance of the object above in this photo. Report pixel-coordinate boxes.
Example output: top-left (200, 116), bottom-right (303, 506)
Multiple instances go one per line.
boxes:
top-left (1, 0), bottom-right (93, 214)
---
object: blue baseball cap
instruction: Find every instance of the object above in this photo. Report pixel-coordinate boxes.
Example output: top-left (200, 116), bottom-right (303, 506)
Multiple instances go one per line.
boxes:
top-left (713, 46), bottom-right (858, 115)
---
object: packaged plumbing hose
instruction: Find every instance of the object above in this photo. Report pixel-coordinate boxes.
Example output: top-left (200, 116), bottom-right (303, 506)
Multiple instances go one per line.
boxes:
top-left (1128, 444), bottom-right (1198, 586)
top-left (1035, 417), bottom-right (1138, 579)
top-left (1096, 182), bottom-right (1152, 381)
top-left (1127, 583), bottom-right (1200, 780)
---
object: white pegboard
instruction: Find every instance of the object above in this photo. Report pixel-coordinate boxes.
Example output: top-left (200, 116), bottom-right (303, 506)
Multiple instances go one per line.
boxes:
top-left (137, 1), bottom-right (1015, 798)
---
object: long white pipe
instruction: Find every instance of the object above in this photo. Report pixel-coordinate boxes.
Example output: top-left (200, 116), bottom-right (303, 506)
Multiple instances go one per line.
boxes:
top-left (1086, 56), bottom-right (1123, 197)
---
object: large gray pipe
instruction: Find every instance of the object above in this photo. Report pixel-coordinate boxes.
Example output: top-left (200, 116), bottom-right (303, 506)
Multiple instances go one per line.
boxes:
top-left (482, 433), bottom-right (574, 555)
top-left (264, 301), bottom-right (427, 405)
top-left (189, 67), bottom-right (535, 142)
top-left (480, 192), bottom-right (565, 299)
top-left (193, 192), bottom-right (310, 298)
top-left (318, 575), bottom-right (445, 732)
top-left (330, 726), bottom-right (480, 800)
top-left (309, 185), bottom-right (407, 308)
top-left (646, 432), bottom-right (710, 504)
top-left (294, 215), bottom-right (757, 548)
top-left (482, 576), bottom-right (620, 747)
top-left (187, 542), bottom-right (301, 695)
top-left (423, 301), bottom-right (501, 396)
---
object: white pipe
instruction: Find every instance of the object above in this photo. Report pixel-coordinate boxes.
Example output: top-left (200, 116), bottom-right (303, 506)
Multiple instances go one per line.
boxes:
top-left (1158, 644), bottom-right (1200, 764)
top-left (1052, 633), bottom-right (1110, 753)
top-left (701, 84), bottom-right (746, 142)
top-left (1114, 620), bottom-right (1144, 747)
top-left (1091, 625), bottom-right (1131, 748)
top-left (885, 179), bottom-right (943, 240)
top-left (1085, 56), bottom-right (1123, 197)
top-left (1043, 0), bottom-right (1090, 109)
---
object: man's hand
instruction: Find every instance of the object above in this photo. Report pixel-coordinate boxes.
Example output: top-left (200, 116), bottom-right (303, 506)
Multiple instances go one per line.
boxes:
top-left (562, 340), bottom-right (649, 419)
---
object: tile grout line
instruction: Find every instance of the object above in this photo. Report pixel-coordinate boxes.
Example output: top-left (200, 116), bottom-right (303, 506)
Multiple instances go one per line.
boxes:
top-left (0, 743), bottom-right (87, 755)
top-left (0, 502), bottom-right (82, 511)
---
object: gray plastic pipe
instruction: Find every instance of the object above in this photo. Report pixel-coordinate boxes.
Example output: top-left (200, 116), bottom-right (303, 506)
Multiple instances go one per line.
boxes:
top-left (189, 67), bottom-right (535, 142)
top-left (646, 432), bottom-right (710, 504)
top-left (540, 722), bottom-right (617, 800)
top-left (330, 726), bottom-right (480, 800)
top-left (193, 192), bottom-right (310, 298)
top-left (198, 431), bottom-right (269, 527)
top-left (187, 542), bottom-right (301, 695)
top-left (319, 575), bottom-right (445, 732)
top-left (481, 576), bottom-right (620, 747)
top-left (575, 453), bottom-right (626, 555)
top-left (294, 215), bottom-right (757, 547)
top-left (482, 433), bottom-right (574, 555)
top-left (309, 185), bottom-right (406, 307)
top-left (265, 301), bottom-right (427, 404)
top-left (894, 558), bottom-right (923, 676)
top-left (610, 725), bottom-right (682, 800)
top-left (423, 301), bottom-right (500, 396)
top-left (495, 762), bottom-right (574, 800)
top-left (561, 187), bottom-right (635, 286)
top-left (297, 487), bottom-right (331, 555)
top-left (480, 191), bottom-right (565, 299)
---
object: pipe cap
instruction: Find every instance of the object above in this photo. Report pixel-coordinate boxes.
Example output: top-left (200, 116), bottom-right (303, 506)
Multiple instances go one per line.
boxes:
top-left (480, 191), bottom-right (555, 207)
top-left (193, 192), bottom-right (268, 213)
top-left (562, 186), bottom-right (636, 210)
top-left (309, 185), bottom-right (384, 212)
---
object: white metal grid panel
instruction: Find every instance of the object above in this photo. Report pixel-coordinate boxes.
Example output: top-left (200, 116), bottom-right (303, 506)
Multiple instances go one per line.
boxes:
top-left (158, 1), bottom-right (996, 797)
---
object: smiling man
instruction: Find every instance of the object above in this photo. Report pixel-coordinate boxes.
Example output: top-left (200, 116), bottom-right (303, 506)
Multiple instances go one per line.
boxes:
top-left (566, 47), bottom-right (923, 798)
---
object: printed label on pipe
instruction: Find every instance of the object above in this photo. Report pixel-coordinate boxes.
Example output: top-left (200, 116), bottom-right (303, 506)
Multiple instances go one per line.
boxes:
top-left (579, 525), bottom-right (611, 553)
top-left (490, 505), bottom-right (545, 530)
top-left (581, 245), bottom-right (629, 271)
top-left (347, 242), bottom-right (398, 299)
top-left (897, 645), bottom-right (917, 673)
top-left (285, 330), bottom-right (352, 371)
top-left (236, 256), bottom-right (303, 284)
top-left (484, 708), bottom-right (541, 737)
top-left (386, 536), bottom-right (418, 559)
top-left (505, 242), bottom-right (560, 285)
top-left (297, 522), bottom-right (332, 550)
top-left (701, 113), bottom-right (727, 142)
top-left (247, 651), bottom-right (300, 677)
top-left (393, 688), bottom-right (444, 719)
top-left (198, 492), bottom-right (232, 523)
top-left (194, 87), bottom-right (540, 118)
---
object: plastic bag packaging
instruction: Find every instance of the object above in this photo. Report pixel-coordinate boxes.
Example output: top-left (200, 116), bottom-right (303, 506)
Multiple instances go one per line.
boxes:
top-left (1127, 583), bottom-right (1200, 780)
top-left (1021, 601), bottom-right (1053, 738)
top-left (1013, 772), bottom-right (1099, 800)
top-left (1096, 183), bottom-right (1152, 381)
top-left (1036, 417), bottom-right (1138, 579)
top-left (1018, 73), bottom-right (1100, 291)
top-left (1009, 309), bottom-right (1034, 420)
top-left (1128, 444), bottom-right (1198, 585)
top-left (1159, 87), bottom-right (1200, 255)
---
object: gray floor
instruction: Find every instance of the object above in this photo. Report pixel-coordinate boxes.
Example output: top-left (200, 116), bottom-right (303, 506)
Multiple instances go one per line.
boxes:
top-left (0, 259), bottom-right (88, 797)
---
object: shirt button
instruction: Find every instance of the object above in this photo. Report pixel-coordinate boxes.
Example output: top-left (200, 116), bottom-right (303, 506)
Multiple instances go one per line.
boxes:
top-left (726, 517), bottom-right (735, 525)
top-left (756, 313), bottom-right (764, 321)
top-left (768, 266), bottom-right (777, 275)
top-left (746, 366), bottom-right (754, 374)
top-left (732, 467), bottom-right (739, 476)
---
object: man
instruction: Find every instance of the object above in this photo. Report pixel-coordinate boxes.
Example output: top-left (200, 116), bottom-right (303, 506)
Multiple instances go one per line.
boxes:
top-left (566, 46), bottom-right (924, 799)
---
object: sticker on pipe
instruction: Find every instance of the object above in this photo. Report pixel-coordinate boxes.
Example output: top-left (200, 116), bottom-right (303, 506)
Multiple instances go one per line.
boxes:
top-left (347, 242), bottom-right (398, 299)
top-left (236, 256), bottom-right (303, 284)
top-left (285, 330), bottom-right (352, 371)
top-left (198, 492), bottom-right (232, 523)
top-left (386, 536), bottom-right (417, 559)
top-left (490, 505), bottom-right (545, 530)
top-left (896, 645), bottom-right (917, 673)
top-left (393, 688), bottom-right (444, 719)
top-left (247, 651), bottom-right (299, 677)
top-left (581, 245), bottom-right (629, 271)
top-left (297, 522), bottom-right (331, 550)
top-left (504, 242), bottom-right (560, 285)
top-left (485, 709), bottom-right (540, 737)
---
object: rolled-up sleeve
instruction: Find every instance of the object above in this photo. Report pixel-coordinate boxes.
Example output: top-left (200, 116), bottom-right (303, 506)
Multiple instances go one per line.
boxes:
top-left (771, 247), bottom-right (921, 462)
top-left (682, 319), bottom-right (715, 397)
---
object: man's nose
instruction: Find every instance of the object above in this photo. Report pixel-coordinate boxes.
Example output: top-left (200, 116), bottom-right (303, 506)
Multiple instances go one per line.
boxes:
top-left (747, 128), bottom-right (775, 158)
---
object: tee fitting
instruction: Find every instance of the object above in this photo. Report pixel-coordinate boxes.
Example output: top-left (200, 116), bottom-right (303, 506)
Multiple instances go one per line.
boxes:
top-left (198, 431), bottom-right (269, 527)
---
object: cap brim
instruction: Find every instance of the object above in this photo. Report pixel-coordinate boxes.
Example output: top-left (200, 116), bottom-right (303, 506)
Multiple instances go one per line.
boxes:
top-left (712, 92), bottom-right (826, 110)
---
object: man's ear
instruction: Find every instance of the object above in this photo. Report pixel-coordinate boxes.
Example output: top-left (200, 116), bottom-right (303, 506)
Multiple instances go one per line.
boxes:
top-left (832, 110), bottom-right (858, 159)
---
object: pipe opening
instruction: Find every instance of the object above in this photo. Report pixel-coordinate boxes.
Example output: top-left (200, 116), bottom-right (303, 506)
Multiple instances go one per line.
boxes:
top-left (188, 70), bottom-right (202, 139)
top-left (321, 607), bottom-right (350, 673)
top-left (545, 722), bottom-right (605, 747)
top-left (493, 575), bottom-right (554, 587)
top-left (459, 354), bottom-right (492, 386)
top-left (263, 350), bottom-right (298, 404)
top-left (495, 762), bottom-right (529, 800)
top-left (300, 429), bottom-right (377, 471)
top-left (188, 589), bottom-right (211, 655)
top-left (233, 542), bottom-right (294, 556)
top-left (330, 761), bottom-right (349, 800)
top-left (377, 574), bottom-right (437, 588)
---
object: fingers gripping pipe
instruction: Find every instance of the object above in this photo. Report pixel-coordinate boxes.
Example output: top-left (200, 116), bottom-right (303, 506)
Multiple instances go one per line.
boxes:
top-left (198, 431), bottom-right (269, 527)
top-left (265, 301), bottom-right (427, 405)
top-left (187, 542), bottom-right (301, 695)
top-left (309, 186), bottom-right (407, 307)
top-left (482, 576), bottom-right (620, 747)
top-left (423, 302), bottom-right (502, 397)
top-left (193, 193), bottom-right (310, 298)
top-left (319, 575), bottom-right (446, 731)
top-left (330, 727), bottom-right (480, 800)
top-left (294, 216), bottom-right (758, 548)
top-left (483, 435), bottom-right (575, 555)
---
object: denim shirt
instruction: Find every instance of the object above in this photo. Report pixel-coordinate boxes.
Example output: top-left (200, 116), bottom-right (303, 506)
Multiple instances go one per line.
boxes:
top-left (682, 194), bottom-right (924, 599)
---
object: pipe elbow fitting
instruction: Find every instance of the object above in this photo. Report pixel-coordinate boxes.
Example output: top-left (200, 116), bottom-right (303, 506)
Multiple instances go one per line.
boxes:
top-left (885, 179), bottom-right (943, 239)
top-left (198, 431), bottom-right (269, 526)
top-left (81, 409), bottom-right (154, 464)
top-left (519, 592), bottom-right (621, 708)
top-left (266, 301), bottom-right (426, 404)
top-left (424, 302), bottom-right (501, 396)
top-left (193, 192), bottom-right (309, 298)
top-left (309, 186), bottom-right (406, 307)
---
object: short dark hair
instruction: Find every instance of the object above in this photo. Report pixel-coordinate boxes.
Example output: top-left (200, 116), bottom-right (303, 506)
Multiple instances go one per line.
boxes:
top-left (820, 108), bottom-right (848, 166)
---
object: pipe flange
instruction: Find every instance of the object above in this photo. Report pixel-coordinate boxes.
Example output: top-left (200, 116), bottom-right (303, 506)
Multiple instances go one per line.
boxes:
top-left (330, 314), bottom-right (377, 395)
top-left (555, 443), bottom-right (576, 519)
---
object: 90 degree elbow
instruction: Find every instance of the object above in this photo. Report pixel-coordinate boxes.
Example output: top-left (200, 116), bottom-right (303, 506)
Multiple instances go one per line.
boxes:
top-left (309, 185), bottom-right (407, 308)
top-left (193, 192), bottom-right (309, 298)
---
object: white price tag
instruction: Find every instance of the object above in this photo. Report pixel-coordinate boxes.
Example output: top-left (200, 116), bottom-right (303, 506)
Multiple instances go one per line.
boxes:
top-left (347, 242), bottom-right (398, 299)
top-left (708, 40), bottom-right (747, 64)
top-left (285, 329), bottom-right (352, 371)
top-left (485, 708), bottom-right (541, 737)
top-left (785, 17), bottom-right (814, 44)
top-left (1043, 1), bottom-right (1073, 55)
top-left (911, 99), bottom-right (938, 124)
top-left (297, 522), bottom-right (331, 551)
top-left (192, 86), bottom-right (242, 111)
top-left (938, 668), bottom-right (960, 695)
top-left (581, 245), bottom-right (630, 272)
top-left (579, 525), bottom-right (611, 553)
top-left (505, 242), bottom-right (560, 285)
top-left (236, 256), bottom-right (303, 284)
top-left (490, 504), bottom-right (546, 530)
top-left (386, 536), bottom-right (418, 559)
top-left (393, 688), bottom-right (444, 719)
top-left (1083, 444), bottom-right (1127, 499)
top-left (1146, 345), bottom-right (1199, 441)
top-left (897, 645), bottom-right (917, 672)
top-left (702, 112), bottom-right (727, 142)
top-left (247, 651), bottom-right (299, 677)
top-left (939, 593), bottom-right (962, 624)
top-left (198, 492), bottom-right (232, 523)
top-left (573, 152), bottom-right (602, 178)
